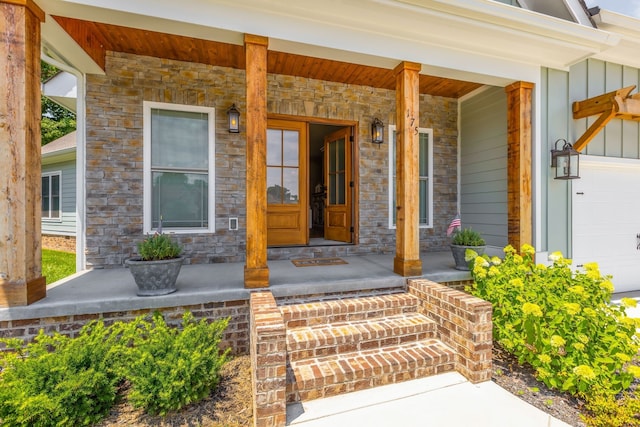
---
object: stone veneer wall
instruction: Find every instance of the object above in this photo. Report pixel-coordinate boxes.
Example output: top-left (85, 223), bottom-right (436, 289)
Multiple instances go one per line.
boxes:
top-left (85, 51), bottom-right (458, 268)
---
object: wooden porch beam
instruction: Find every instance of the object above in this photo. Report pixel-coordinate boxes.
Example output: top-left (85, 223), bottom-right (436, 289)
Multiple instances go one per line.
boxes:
top-left (0, 0), bottom-right (47, 306)
top-left (393, 61), bottom-right (422, 277)
top-left (505, 81), bottom-right (533, 250)
top-left (244, 34), bottom-right (270, 288)
top-left (572, 85), bottom-right (640, 152)
top-left (573, 106), bottom-right (616, 152)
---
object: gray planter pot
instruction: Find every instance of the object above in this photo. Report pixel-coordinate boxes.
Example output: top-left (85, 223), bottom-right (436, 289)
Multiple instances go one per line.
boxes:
top-left (450, 245), bottom-right (486, 271)
top-left (125, 256), bottom-right (184, 296)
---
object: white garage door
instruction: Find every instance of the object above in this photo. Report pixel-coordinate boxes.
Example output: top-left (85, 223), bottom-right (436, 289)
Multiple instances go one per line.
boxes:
top-left (572, 157), bottom-right (640, 293)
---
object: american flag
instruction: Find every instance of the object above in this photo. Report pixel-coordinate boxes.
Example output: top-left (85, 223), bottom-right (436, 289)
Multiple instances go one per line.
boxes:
top-left (447, 214), bottom-right (461, 236)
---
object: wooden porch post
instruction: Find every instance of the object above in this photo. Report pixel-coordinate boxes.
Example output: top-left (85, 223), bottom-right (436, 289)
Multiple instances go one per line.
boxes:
top-left (505, 81), bottom-right (533, 249)
top-left (244, 34), bottom-right (270, 288)
top-left (393, 61), bottom-right (423, 277)
top-left (0, 0), bottom-right (46, 307)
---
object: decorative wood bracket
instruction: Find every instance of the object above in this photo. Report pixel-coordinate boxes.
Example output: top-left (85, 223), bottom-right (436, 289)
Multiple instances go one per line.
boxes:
top-left (572, 85), bottom-right (640, 152)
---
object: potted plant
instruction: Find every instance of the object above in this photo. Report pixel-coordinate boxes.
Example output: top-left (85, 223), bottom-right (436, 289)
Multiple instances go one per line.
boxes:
top-left (450, 228), bottom-right (486, 271)
top-left (125, 233), bottom-right (184, 296)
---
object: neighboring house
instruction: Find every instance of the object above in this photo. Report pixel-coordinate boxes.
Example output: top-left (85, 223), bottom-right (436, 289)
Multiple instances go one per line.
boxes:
top-left (41, 70), bottom-right (78, 254)
top-left (4, 0), bottom-right (640, 306)
top-left (41, 131), bottom-right (76, 253)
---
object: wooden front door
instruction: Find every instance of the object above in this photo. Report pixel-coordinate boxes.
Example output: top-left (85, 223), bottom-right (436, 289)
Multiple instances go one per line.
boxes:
top-left (266, 119), bottom-right (308, 246)
top-left (324, 127), bottom-right (352, 242)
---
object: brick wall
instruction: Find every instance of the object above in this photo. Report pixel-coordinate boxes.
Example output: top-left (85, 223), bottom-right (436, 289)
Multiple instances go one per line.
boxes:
top-left (42, 235), bottom-right (76, 253)
top-left (85, 51), bottom-right (458, 268)
top-left (0, 300), bottom-right (250, 354)
top-left (408, 278), bottom-right (493, 383)
top-left (250, 291), bottom-right (287, 427)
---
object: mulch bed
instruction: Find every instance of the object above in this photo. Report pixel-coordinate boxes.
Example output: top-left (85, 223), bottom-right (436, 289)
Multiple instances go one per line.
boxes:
top-left (96, 343), bottom-right (640, 426)
top-left (96, 355), bottom-right (253, 427)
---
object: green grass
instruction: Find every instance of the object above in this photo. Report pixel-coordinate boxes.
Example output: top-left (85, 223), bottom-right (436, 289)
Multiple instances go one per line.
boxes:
top-left (42, 249), bottom-right (76, 285)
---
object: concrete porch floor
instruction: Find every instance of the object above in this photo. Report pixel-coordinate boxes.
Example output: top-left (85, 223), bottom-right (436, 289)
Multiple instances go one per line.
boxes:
top-left (0, 251), bottom-right (470, 322)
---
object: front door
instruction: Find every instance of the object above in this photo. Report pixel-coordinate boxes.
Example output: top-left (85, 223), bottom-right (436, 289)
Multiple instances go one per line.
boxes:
top-left (324, 127), bottom-right (352, 242)
top-left (266, 119), bottom-right (308, 246)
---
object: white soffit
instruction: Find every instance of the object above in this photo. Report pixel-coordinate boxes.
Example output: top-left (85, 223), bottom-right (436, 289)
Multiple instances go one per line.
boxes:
top-left (42, 70), bottom-right (77, 112)
top-left (37, 0), bottom-right (618, 75)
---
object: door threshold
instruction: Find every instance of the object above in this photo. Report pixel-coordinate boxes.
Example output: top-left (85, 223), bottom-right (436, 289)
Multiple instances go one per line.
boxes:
top-left (268, 239), bottom-right (353, 249)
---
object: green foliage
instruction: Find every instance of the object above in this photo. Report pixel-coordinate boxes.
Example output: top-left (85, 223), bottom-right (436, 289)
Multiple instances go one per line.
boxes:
top-left (42, 249), bottom-right (75, 284)
top-left (112, 312), bottom-right (230, 416)
top-left (137, 233), bottom-right (183, 261)
top-left (0, 312), bottom-right (230, 424)
top-left (41, 61), bottom-right (76, 146)
top-left (583, 392), bottom-right (640, 427)
top-left (468, 244), bottom-right (640, 400)
top-left (41, 116), bottom-right (76, 146)
top-left (451, 228), bottom-right (485, 246)
top-left (0, 322), bottom-right (122, 426)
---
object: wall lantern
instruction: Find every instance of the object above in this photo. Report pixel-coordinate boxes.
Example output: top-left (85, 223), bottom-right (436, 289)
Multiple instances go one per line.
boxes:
top-left (227, 104), bottom-right (240, 133)
top-left (551, 138), bottom-right (580, 180)
top-left (371, 117), bottom-right (384, 144)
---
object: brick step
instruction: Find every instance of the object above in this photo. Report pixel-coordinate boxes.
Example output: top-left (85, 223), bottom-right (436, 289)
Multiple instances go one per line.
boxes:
top-left (279, 293), bottom-right (420, 328)
top-left (286, 313), bottom-right (437, 362)
top-left (287, 339), bottom-right (456, 403)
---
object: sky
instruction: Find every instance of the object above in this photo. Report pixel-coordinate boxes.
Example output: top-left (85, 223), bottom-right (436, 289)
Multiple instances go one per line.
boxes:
top-left (584, 0), bottom-right (640, 18)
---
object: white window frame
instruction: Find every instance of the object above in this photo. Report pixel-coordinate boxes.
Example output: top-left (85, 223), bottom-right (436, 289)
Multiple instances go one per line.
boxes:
top-left (143, 101), bottom-right (216, 234)
top-left (388, 125), bottom-right (433, 229)
top-left (42, 171), bottom-right (62, 221)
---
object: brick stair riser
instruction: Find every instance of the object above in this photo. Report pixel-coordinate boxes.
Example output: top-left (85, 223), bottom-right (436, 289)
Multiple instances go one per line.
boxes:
top-left (286, 318), bottom-right (437, 361)
top-left (286, 340), bottom-right (456, 403)
top-left (280, 294), bottom-right (420, 329)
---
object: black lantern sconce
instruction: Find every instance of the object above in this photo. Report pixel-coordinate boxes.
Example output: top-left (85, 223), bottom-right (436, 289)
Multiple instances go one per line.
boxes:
top-left (551, 139), bottom-right (580, 180)
top-left (371, 117), bottom-right (384, 144)
top-left (227, 104), bottom-right (240, 133)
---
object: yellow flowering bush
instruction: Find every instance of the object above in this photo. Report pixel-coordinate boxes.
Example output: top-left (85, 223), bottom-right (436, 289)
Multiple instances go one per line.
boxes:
top-left (468, 244), bottom-right (640, 399)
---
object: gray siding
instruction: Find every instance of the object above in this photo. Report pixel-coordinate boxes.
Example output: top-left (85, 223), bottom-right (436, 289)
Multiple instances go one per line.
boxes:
top-left (42, 159), bottom-right (76, 236)
top-left (460, 87), bottom-right (508, 247)
top-left (542, 59), bottom-right (640, 256)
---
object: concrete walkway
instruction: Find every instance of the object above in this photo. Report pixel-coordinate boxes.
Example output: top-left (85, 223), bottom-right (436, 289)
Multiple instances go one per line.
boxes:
top-left (286, 292), bottom-right (640, 427)
top-left (287, 372), bottom-right (570, 427)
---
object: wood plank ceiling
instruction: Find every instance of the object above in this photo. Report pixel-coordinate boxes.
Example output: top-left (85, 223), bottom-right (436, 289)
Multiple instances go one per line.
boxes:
top-left (53, 16), bottom-right (482, 98)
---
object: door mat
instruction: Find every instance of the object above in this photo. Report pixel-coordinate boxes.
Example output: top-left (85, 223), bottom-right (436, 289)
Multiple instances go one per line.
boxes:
top-left (291, 257), bottom-right (348, 267)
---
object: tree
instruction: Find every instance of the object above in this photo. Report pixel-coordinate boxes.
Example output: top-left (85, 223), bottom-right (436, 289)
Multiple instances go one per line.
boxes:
top-left (41, 61), bottom-right (76, 145)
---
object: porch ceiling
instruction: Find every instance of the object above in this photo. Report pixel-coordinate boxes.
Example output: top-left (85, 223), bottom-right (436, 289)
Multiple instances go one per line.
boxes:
top-left (52, 16), bottom-right (482, 98)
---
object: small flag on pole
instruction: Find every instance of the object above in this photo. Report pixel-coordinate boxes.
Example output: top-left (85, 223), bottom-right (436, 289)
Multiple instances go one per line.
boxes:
top-left (447, 214), bottom-right (461, 236)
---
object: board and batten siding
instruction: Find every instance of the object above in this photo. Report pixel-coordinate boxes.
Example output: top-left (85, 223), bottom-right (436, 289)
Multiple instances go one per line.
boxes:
top-left (459, 86), bottom-right (508, 248)
top-left (41, 159), bottom-right (76, 236)
top-left (541, 59), bottom-right (640, 256)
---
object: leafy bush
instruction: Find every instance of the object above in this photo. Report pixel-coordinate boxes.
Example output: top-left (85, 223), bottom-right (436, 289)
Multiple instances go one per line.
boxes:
top-left (112, 312), bottom-right (230, 415)
top-left (0, 322), bottom-right (122, 426)
top-left (451, 228), bottom-right (485, 246)
top-left (468, 244), bottom-right (640, 398)
top-left (0, 312), bottom-right (230, 424)
top-left (583, 393), bottom-right (640, 427)
top-left (137, 233), bottom-right (182, 261)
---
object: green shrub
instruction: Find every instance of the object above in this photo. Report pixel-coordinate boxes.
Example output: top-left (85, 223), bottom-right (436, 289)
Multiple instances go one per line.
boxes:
top-left (113, 312), bottom-right (230, 416)
top-left (451, 228), bottom-right (485, 246)
top-left (0, 322), bottom-right (122, 427)
top-left (137, 233), bottom-right (182, 261)
top-left (0, 312), bottom-right (231, 424)
top-left (467, 244), bottom-right (640, 399)
top-left (582, 392), bottom-right (640, 427)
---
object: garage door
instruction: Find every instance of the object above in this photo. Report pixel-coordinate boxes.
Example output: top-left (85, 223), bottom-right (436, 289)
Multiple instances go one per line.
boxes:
top-left (572, 157), bottom-right (640, 293)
